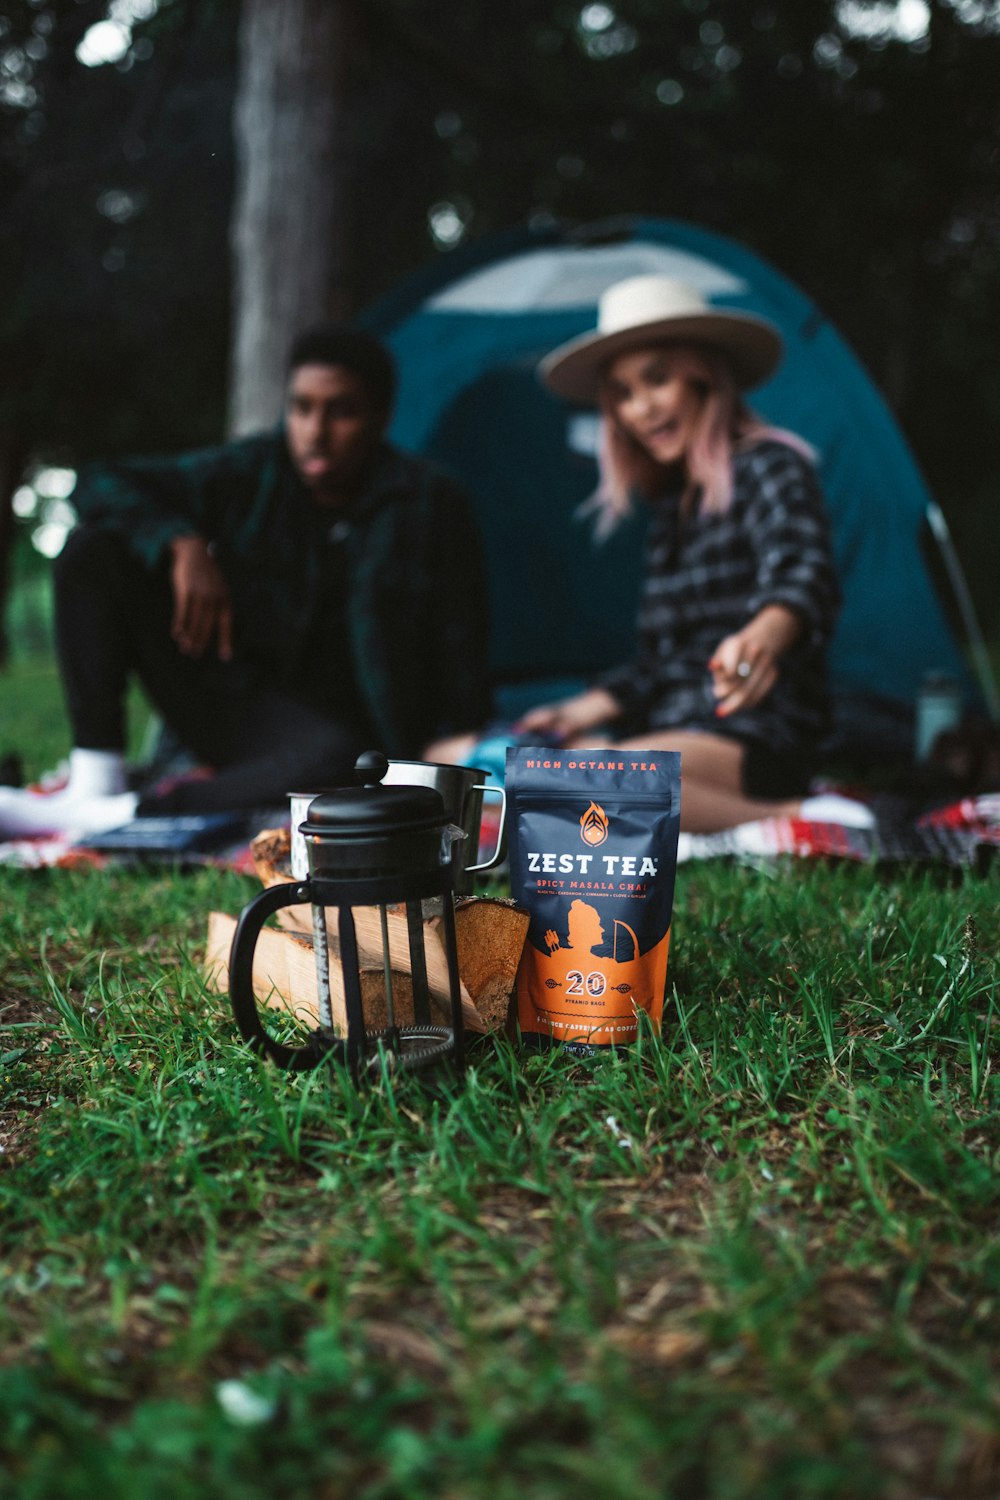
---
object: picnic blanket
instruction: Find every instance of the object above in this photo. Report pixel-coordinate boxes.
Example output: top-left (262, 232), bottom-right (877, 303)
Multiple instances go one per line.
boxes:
top-left (3, 795), bottom-right (999, 873)
top-left (0, 761), bottom-right (287, 872)
top-left (676, 795), bottom-right (1000, 869)
top-left (0, 831), bottom-right (264, 874)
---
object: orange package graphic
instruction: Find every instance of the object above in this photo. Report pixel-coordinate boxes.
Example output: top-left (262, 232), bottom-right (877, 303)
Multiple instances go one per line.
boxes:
top-left (506, 747), bottom-right (682, 1051)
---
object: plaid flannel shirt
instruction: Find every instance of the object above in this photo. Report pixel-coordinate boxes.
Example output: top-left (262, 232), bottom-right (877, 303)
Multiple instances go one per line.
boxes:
top-left (600, 439), bottom-right (840, 756)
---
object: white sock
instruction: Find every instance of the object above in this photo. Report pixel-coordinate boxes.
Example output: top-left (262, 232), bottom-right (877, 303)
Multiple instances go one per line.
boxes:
top-left (67, 748), bottom-right (128, 797)
top-left (798, 793), bottom-right (875, 829)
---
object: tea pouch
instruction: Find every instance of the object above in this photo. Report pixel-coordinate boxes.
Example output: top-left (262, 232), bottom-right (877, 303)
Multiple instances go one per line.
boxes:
top-left (507, 747), bottom-right (681, 1049)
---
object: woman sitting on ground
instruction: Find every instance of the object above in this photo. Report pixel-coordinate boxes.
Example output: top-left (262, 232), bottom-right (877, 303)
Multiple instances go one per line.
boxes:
top-left (515, 274), bottom-right (870, 835)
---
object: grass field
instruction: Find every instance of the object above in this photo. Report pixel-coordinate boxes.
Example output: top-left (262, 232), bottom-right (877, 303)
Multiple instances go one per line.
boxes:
top-left (2, 660), bottom-right (1000, 1499)
top-left (2, 657), bottom-right (153, 785)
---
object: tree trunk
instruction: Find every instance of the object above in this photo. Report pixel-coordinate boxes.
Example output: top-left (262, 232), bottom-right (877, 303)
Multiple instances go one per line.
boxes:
top-left (228, 0), bottom-right (364, 437)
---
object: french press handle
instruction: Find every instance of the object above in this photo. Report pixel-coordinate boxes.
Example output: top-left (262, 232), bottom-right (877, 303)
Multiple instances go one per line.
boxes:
top-left (228, 880), bottom-right (335, 1072)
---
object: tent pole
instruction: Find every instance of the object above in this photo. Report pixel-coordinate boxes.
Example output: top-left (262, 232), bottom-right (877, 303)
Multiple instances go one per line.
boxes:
top-left (925, 501), bottom-right (1000, 721)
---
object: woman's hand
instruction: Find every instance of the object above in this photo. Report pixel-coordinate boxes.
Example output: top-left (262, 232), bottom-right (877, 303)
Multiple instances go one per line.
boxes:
top-left (169, 534), bottom-right (233, 661)
top-left (517, 686), bottom-right (623, 745)
top-left (709, 604), bottom-right (802, 718)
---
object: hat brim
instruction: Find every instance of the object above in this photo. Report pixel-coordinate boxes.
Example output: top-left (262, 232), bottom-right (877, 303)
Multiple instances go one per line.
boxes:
top-left (538, 310), bottom-right (783, 405)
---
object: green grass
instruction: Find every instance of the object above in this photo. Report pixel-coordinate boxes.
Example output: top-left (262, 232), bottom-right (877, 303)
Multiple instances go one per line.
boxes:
top-left (3, 662), bottom-right (1000, 1498)
top-left (2, 657), bottom-right (154, 783)
top-left (5, 561), bottom-right (56, 665)
top-left (3, 861), bottom-right (1000, 1496)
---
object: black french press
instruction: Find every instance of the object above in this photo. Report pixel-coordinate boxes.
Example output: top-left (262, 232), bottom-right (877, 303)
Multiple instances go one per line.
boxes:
top-left (227, 750), bottom-right (465, 1076)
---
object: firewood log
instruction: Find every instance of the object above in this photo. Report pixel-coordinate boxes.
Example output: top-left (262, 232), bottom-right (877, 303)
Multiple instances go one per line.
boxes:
top-left (249, 825), bottom-right (292, 878)
top-left (453, 896), bottom-right (529, 1032)
top-left (205, 910), bottom-right (486, 1034)
top-left (248, 828), bottom-right (474, 1020)
top-left (243, 828), bottom-right (528, 1033)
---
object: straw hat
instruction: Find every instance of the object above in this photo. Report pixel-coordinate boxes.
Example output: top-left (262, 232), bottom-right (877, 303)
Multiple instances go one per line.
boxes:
top-left (538, 274), bottom-right (784, 405)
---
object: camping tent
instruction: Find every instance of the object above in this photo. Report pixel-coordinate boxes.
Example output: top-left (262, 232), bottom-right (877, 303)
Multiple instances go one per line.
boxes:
top-left (365, 216), bottom-right (986, 757)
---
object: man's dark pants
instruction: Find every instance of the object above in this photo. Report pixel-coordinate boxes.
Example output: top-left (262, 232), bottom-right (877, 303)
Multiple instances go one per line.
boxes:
top-left (55, 526), bottom-right (370, 813)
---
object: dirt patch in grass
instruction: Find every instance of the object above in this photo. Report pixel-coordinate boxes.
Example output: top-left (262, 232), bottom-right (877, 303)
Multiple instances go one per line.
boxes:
top-left (1, 989), bottom-right (60, 1168)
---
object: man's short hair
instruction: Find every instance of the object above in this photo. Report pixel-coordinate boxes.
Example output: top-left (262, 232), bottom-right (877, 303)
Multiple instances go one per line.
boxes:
top-left (287, 325), bottom-right (396, 414)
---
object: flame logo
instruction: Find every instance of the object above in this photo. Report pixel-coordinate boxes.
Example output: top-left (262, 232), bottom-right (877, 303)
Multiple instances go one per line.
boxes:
top-left (580, 801), bottom-right (609, 847)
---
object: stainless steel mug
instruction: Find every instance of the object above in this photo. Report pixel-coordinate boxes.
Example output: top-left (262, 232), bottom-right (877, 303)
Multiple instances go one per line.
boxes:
top-left (383, 760), bottom-right (506, 895)
top-left (288, 789), bottom-right (325, 880)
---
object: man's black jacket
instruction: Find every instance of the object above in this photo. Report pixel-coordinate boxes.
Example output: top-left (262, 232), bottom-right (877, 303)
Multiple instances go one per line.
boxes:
top-left (69, 431), bottom-right (493, 755)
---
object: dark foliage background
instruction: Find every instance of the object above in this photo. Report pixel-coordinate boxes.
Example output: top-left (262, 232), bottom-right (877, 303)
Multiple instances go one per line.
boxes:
top-left (2, 0), bottom-right (998, 632)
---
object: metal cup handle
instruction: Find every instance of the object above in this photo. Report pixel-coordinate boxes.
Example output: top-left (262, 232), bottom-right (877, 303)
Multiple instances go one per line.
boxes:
top-left (466, 783), bottom-right (507, 873)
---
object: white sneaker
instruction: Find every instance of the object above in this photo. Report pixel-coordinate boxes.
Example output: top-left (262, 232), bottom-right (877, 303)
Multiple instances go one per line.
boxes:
top-left (798, 793), bottom-right (875, 829)
top-left (0, 785), bottom-right (138, 840)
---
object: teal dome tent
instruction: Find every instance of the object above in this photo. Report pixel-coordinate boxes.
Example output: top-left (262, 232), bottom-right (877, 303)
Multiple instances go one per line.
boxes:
top-left (365, 217), bottom-right (990, 760)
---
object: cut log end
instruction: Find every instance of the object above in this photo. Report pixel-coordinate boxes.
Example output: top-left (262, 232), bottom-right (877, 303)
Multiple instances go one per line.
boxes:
top-left (454, 896), bottom-right (529, 1031)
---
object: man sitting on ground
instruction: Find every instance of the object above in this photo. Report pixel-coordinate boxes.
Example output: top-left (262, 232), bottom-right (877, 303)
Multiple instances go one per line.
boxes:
top-left (0, 327), bottom-right (491, 838)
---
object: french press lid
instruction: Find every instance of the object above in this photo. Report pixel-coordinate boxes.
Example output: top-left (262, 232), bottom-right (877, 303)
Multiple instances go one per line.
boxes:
top-left (300, 750), bottom-right (448, 841)
top-left (299, 751), bottom-right (459, 879)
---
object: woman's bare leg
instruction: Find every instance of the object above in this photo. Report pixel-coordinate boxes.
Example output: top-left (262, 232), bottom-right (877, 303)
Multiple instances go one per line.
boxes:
top-left (422, 731), bottom-right (479, 764)
top-left (567, 729), bottom-right (801, 833)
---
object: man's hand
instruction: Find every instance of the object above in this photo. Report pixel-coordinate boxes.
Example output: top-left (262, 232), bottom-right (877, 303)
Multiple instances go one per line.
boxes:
top-left (517, 686), bottom-right (623, 745)
top-left (709, 604), bottom-right (802, 718)
top-left (169, 534), bottom-right (233, 661)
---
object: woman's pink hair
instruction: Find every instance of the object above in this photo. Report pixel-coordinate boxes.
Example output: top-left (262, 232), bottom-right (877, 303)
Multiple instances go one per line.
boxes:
top-left (586, 341), bottom-right (814, 537)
